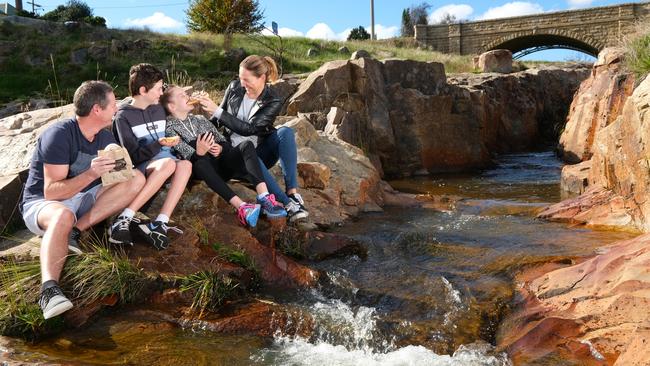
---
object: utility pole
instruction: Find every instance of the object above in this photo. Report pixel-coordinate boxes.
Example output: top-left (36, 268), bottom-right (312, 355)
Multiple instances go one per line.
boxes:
top-left (370, 0), bottom-right (376, 40)
top-left (26, 0), bottom-right (41, 14)
top-left (15, 0), bottom-right (23, 12)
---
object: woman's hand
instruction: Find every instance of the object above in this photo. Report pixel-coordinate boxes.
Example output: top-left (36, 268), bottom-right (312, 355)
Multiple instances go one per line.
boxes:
top-left (196, 132), bottom-right (215, 156)
top-left (209, 143), bottom-right (222, 157)
top-left (198, 96), bottom-right (219, 116)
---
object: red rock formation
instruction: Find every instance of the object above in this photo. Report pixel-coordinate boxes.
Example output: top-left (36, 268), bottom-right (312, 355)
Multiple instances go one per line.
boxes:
top-left (558, 48), bottom-right (635, 164)
top-left (498, 234), bottom-right (650, 365)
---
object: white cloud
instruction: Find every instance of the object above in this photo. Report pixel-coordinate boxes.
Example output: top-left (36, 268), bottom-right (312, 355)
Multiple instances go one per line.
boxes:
top-left (124, 12), bottom-right (183, 31)
top-left (567, 0), bottom-right (593, 9)
top-left (477, 2), bottom-right (544, 20)
top-left (306, 22), bottom-right (340, 40)
top-left (372, 24), bottom-right (399, 39)
top-left (428, 4), bottom-right (474, 24)
top-left (307, 23), bottom-right (398, 41)
top-left (261, 26), bottom-right (304, 37)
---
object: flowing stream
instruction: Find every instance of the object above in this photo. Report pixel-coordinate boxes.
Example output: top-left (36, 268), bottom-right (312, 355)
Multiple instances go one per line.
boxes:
top-left (4, 151), bottom-right (636, 365)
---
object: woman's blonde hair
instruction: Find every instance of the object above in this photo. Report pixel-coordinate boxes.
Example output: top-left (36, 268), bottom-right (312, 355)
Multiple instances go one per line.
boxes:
top-left (240, 55), bottom-right (279, 83)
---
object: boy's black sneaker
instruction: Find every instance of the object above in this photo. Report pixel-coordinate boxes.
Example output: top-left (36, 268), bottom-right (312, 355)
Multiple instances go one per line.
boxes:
top-left (108, 215), bottom-right (133, 246)
top-left (135, 220), bottom-right (182, 250)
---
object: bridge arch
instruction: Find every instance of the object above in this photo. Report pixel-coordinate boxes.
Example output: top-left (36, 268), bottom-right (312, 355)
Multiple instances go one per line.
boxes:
top-left (482, 30), bottom-right (602, 57)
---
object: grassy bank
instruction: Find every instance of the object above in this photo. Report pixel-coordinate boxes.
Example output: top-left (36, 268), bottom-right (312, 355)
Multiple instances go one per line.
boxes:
top-left (625, 23), bottom-right (650, 80)
top-left (0, 18), bottom-right (476, 104)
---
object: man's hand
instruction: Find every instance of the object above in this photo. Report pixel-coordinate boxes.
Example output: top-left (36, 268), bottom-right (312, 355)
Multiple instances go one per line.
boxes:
top-left (209, 143), bottom-right (222, 157)
top-left (88, 156), bottom-right (116, 179)
top-left (196, 132), bottom-right (215, 156)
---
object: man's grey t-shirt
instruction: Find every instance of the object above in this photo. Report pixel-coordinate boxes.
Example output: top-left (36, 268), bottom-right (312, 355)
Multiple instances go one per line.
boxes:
top-left (21, 118), bottom-right (116, 209)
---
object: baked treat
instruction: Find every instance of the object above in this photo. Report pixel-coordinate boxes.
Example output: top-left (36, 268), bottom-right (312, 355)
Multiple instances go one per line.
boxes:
top-left (160, 136), bottom-right (180, 144)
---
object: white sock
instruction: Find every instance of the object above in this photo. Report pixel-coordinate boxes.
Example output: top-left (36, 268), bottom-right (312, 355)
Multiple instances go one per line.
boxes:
top-left (257, 192), bottom-right (269, 200)
top-left (156, 214), bottom-right (170, 223)
top-left (120, 208), bottom-right (135, 219)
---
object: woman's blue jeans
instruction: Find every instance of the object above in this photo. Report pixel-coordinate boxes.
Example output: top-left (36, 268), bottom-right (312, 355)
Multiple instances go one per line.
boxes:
top-left (256, 127), bottom-right (298, 205)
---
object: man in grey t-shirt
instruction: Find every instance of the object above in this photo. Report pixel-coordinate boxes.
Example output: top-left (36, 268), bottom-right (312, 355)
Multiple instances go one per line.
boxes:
top-left (21, 81), bottom-right (146, 320)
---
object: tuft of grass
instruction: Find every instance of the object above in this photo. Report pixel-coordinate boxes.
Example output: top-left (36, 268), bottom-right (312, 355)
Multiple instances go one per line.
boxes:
top-left (0, 258), bottom-right (63, 338)
top-left (177, 270), bottom-right (239, 317)
top-left (62, 234), bottom-right (146, 306)
top-left (211, 243), bottom-right (261, 289)
top-left (186, 217), bottom-right (210, 246)
top-left (165, 55), bottom-right (193, 87)
top-left (0, 231), bottom-right (147, 338)
top-left (624, 23), bottom-right (650, 80)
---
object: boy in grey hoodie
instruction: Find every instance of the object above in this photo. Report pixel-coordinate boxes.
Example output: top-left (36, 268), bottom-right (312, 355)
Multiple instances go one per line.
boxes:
top-left (112, 63), bottom-right (192, 250)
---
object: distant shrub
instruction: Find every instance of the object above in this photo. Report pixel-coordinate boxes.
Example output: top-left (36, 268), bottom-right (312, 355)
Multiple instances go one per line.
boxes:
top-left (41, 0), bottom-right (105, 27)
top-left (348, 26), bottom-right (370, 41)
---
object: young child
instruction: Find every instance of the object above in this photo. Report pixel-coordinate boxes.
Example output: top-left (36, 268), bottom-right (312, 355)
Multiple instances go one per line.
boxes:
top-left (161, 85), bottom-right (286, 226)
top-left (112, 64), bottom-right (192, 249)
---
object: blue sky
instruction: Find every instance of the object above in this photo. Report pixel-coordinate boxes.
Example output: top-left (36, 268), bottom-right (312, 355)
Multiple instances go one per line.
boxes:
top-left (30, 0), bottom-right (637, 60)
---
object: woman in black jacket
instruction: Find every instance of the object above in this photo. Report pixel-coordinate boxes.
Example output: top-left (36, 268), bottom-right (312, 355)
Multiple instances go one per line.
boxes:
top-left (200, 55), bottom-right (308, 222)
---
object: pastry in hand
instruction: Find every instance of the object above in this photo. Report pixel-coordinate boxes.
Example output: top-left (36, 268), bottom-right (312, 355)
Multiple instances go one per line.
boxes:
top-left (160, 136), bottom-right (180, 144)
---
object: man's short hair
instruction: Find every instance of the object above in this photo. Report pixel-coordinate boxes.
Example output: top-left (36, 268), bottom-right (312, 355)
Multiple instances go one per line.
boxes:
top-left (129, 63), bottom-right (164, 97)
top-left (73, 81), bottom-right (113, 117)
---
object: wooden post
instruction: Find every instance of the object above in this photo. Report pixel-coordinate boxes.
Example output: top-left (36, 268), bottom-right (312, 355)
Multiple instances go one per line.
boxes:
top-left (15, 0), bottom-right (23, 11)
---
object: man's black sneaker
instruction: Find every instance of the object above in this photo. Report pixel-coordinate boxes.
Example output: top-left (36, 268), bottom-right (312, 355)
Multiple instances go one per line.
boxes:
top-left (287, 193), bottom-right (309, 222)
top-left (108, 215), bottom-right (133, 246)
top-left (68, 227), bottom-right (82, 254)
top-left (135, 220), bottom-right (182, 250)
top-left (39, 284), bottom-right (73, 319)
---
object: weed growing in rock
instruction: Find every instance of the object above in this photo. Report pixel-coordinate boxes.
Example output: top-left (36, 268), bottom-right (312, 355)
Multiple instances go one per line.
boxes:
top-left (625, 23), bottom-right (650, 80)
top-left (0, 258), bottom-right (63, 338)
top-left (177, 270), bottom-right (239, 317)
top-left (62, 234), bottom-right (146, 306)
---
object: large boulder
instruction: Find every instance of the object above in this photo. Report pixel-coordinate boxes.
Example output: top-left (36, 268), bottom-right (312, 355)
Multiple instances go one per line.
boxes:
top-left (477, 49), bottom-right (512, 74)
top-left (498, 233), bottom-right (650, 365)
top-left (541, 72), bottom-right (650, 232)
top-left (558, 48), bottom-right (633, 163)
top-left (288, 58), bottom-right (588, 177)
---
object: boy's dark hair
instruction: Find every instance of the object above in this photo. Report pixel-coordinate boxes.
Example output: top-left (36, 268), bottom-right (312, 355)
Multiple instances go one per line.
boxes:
top-left (128, 63), bottom-right (164, 97)
top-left (73, 80), bottom-right (113, 117)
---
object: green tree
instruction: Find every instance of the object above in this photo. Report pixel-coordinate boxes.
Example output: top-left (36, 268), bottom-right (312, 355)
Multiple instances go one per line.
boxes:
top-left (40, 0), bottom-right (106, 27)
top-left (401, 8), bottom-right (413, 37)
top-left (186, 0), bottom-right (264, 34)
top-left (437, 13), bottom-right (457, 25)
top-left (409, 2), bottom-right (431, 26)
top-left (347, 26), bottom-right (370, 41)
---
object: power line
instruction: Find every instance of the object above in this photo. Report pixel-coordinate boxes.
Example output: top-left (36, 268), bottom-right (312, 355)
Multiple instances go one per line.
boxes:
top-left (93, 2), bottom-right (187, 9)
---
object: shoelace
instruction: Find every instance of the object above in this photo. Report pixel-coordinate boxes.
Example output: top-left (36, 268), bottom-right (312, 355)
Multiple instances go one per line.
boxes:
top-left (291, 193), bottom-right (305, 205)
top-left (114, 216), bottom-right (131, 230)
top-left (238, 204), bottom-right (255, 226)
top-left (160, 222), bottom-right (183, 234)
top-left (39, 286), bottom-right (63, 307)
top-left (263, 194), bottom-right (280, 208)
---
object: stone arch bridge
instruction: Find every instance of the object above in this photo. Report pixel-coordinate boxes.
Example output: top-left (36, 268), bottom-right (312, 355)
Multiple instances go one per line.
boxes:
top-left (414, 1), bottom-right (650, 57)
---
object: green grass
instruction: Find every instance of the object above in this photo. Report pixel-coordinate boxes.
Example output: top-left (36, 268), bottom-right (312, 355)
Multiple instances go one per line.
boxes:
top-left (0, 232), bottom-right (146, 338)
top-left (625, 23), bottom-right (650, 80)
top-left (0, 20), bottom-right (476, 104)
top-left (177, 270), bottom-right (239, 317)
top-left (0, 258), bottom-right (64, 338)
